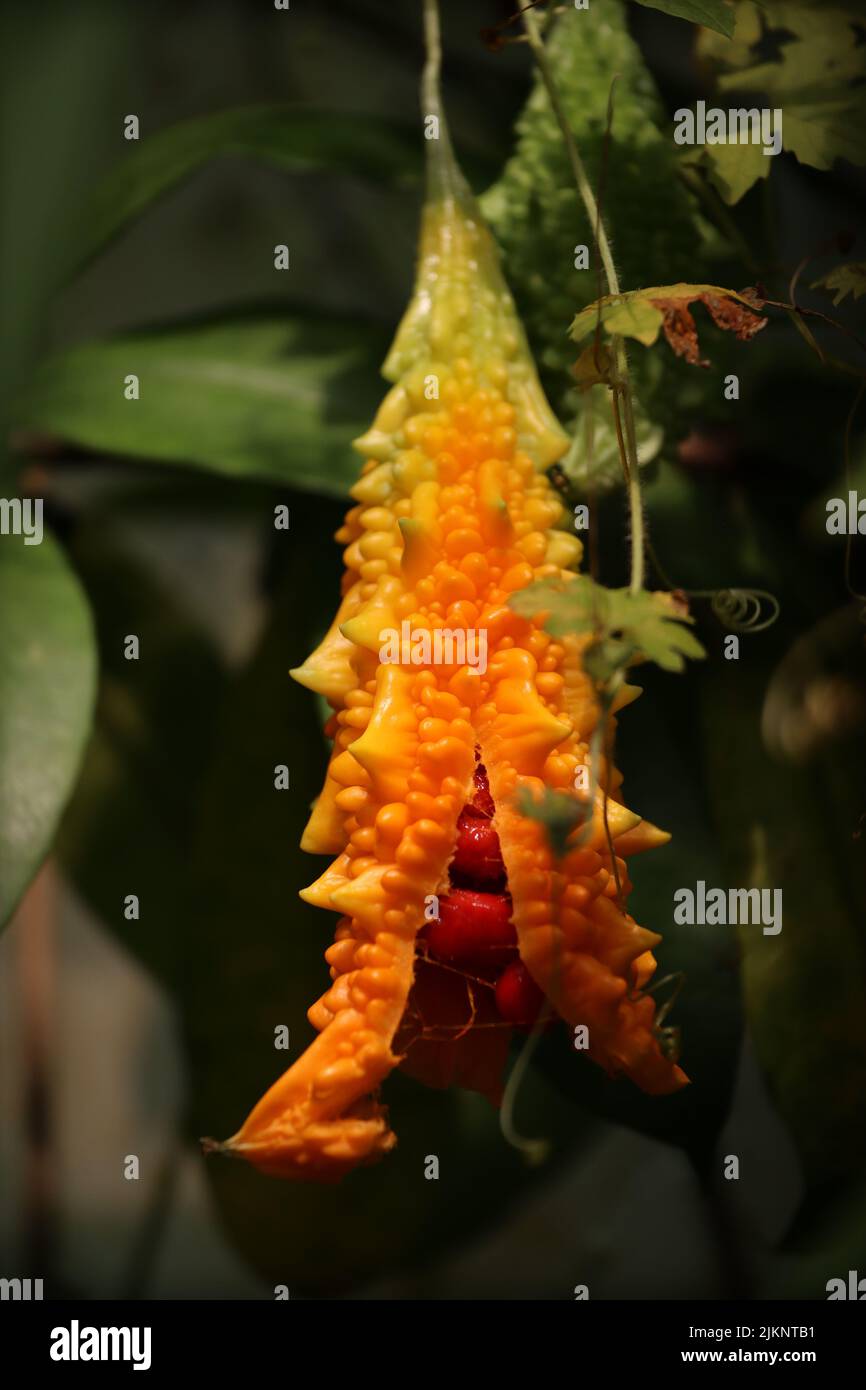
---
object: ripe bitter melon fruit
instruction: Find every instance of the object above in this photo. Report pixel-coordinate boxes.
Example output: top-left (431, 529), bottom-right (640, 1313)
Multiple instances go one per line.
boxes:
top-left (211, 23), bottom-right (687, 1182)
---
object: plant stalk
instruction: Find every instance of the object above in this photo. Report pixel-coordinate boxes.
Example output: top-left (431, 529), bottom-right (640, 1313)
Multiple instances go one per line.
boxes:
top-left (521, 5), bottom-right (645, 592)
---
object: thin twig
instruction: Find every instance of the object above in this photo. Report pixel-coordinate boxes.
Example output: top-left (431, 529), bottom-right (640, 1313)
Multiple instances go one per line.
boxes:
top-left (521, 4), bottom-right (645, 593)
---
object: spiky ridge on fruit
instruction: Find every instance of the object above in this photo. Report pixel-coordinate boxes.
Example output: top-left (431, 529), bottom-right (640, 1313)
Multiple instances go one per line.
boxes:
top-left (215, 114), bottom-right (686, 1184)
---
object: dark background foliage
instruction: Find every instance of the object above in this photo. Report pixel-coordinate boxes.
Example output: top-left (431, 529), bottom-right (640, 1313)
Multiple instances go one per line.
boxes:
top-left (1, 0), bottom-right (865, 1299)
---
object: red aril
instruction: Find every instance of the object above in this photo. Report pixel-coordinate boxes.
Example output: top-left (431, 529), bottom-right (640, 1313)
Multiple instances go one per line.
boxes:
top-left (450, 811), bottom-right (505, 888)
top-left (469, 762), bottom-right (495, 818)
top-left (494, 960), bottom-right (548, 1028)
top-left (423, 889), bottom-right (517, 967)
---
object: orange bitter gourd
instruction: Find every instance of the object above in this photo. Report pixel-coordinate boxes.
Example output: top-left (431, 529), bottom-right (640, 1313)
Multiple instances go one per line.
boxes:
top-left (212, 57), bottom-right (687, 1184)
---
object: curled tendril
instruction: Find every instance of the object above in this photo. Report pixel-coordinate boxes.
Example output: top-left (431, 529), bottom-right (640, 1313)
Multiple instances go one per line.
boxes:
top-left (625, 973), bottom-right (686, 1056)
top-left (689, 587), bottom-right (781, 633)
top-left (645, 542), bottom-right (782, 636)
top-left (635, 971), bottom-right (686, 1062)
top-left (655, 1025), bottom-right (683, 1064)
top-left (650, 972), bottom-right (685, 1026)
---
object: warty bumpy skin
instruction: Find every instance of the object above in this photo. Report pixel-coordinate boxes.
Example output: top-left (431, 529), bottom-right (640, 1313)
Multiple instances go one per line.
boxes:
top-left (215, 126), bottom-right (688, 1184)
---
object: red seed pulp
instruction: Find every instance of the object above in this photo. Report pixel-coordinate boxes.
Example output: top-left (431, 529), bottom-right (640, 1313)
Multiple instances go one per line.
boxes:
top-left (494, 959), bottom-right (548, 1029)
top-left (419, 758), bottom-right (557, 1028)
top-left (424, 887), bottom-right (517, 967)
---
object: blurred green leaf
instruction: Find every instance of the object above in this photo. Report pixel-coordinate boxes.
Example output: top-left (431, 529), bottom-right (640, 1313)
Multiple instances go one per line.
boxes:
top-left (684, 140), bottom-right (769, 207)
top-left (0, 1), bottom-right (128, 425)
top-left (508, 574), bottom-right (606, 634)
top-left (515, 785), bottom-right (589, 858)
top-left (559, 387), bottom-right (663, 491)
top-left (70, 106), bottom-right (422, 274)
top-left (509, 575), bottom-right (706, 673)
top-left (812, 261), bottom-right (866, 308)
top-left (15, 312), bottom-right (389, 498)
top-left (703, 663), bottom-right (866, 1188)
top-left (0, 532), bottom-right (96, 928)
top-left (697, 2), bottom-right (866, 202)
top-left (631, 0), bottom-right (735, 37)
top-left (569, 284), bottom-right (767, 362)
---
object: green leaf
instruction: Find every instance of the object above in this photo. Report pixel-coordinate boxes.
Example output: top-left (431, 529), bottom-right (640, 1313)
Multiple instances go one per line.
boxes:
top-left (604, 297), bottom-right (666, 347)
top-left (514, 786), bottom-right (589, 858)
top-left (687, 140), bottom-right (770, 206)
top-left (811, 261), bottom-right (866, 307)
top-left (607, 589), bottom-right (707, 672)
top-left (14, 312), bottom-right (389, 498)
top-left (0, 532), bottom-right (96, 928)
top-left (781, 96), bottom-right (866, 172)
top-left (508, 574), bottom-right (609, 636)
top-left (631, 0), bottom-right (735, 39)
top-left (559, 385), bottom-right (664, 491)
top-left (70, 107), bottom-right (422, 273)
top-left (570, 284), bottom-right (767, 361)
top-left (582, 637), bottom-right (637, 684)
top-left (508, 576), bottom-right (706, 674)
top-left (698, 2), bottom-right (866, 200)
top-left (0, 1), bottom-right (128, 430)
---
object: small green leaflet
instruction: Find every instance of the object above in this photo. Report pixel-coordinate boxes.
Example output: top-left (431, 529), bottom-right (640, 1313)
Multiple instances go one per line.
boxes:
top-left (558, 386), bottom-right (664, 492)
top-left (685, 140), bottom-right (768, 207)
top-left (811, 262), bottom-right (866, 307)
top-left (631, 0), bottom-right (735, 39)
top-left (508, 576), bottom-right (706, 674)
top-left (514, 786), bottom-right (588, 860)
top-left (570, 284), bottom-right (767, 366)
top-left (604, 587), bottom-right (706, 671)
top-left (14, 313), bottom-right (388, 499)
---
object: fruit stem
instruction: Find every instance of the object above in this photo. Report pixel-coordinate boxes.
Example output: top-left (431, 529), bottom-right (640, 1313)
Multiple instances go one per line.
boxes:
top-left (422, 0), bottom-right (469, 205)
